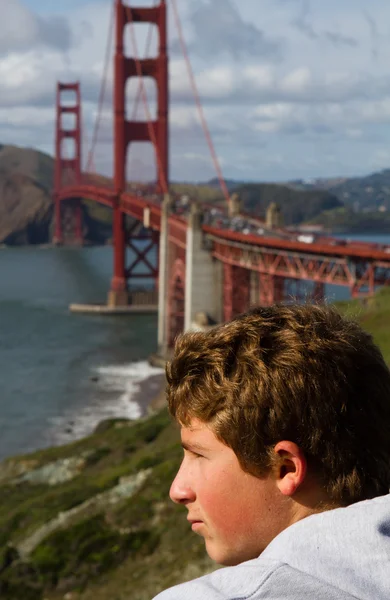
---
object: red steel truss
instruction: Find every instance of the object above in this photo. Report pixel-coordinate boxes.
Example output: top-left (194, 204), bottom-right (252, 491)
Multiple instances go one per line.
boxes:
top-left (208, 233), bottom-right (390, 302)
top-left (53, 82), bottom-right (82, 245)
top-left (125, 220), bottom-right (159, 283)
top-left (258, 273), bottom-right (284, 306)
top-left (223, 264), bottom-right (251, 321)
top-left (110, 0), bottom-right (168, 303)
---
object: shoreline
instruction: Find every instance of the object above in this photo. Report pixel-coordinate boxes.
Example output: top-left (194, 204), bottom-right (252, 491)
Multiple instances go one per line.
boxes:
top-left (0, 361), bottom-right (168, 465)
top-left (133, 372), bottom-right (167, 416)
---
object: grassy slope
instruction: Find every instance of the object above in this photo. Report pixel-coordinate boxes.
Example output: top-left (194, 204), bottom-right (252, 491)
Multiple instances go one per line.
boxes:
top-left (2, 289), bottom-right (390, 599)
top-left (0, 411), bottom-right (214, 600)
top-left (337, 286), bottom-right (390, 361)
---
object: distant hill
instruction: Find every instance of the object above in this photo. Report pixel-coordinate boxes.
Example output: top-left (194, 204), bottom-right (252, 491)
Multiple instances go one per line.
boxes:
top-left (179, 179), bottom-right (343, 225)
top-left (288, 170), bottom-right (390, 212)
top-left (235, 182), bottom-right (342, 225)
top-left (306, 206), bottom-right (390, 233)
top-left (329, 169), bottom-right (390, 211)
top-left (286, 177), bottom-right (348, 192)
top-left (0, 145), bottom-right (111, 245)
top-left (0, 145), bottom-right (54, 244)
top-left (206, 177), bottom-right (246, 192)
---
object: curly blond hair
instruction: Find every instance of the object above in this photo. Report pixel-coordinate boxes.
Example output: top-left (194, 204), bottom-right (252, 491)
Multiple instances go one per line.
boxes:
top-left (167, 304), bottom-right (390, 505)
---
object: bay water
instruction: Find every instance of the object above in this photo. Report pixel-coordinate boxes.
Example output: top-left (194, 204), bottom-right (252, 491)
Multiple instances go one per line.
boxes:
top-left (0, 246), bottom-right (163, 462)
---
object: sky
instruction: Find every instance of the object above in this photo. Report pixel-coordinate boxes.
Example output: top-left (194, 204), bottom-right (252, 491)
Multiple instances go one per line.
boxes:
top-left (2, 0), bottom-right (390, 183)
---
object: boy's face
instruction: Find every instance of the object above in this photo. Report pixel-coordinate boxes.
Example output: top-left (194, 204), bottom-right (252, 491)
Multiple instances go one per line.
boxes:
top-left (170, 418), bottom-right (290, 566)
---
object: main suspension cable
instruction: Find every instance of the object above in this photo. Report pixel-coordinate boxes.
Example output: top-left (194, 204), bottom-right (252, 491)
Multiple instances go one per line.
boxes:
top-left (85, 2), bottom-right (115, 174)
top-left (170, 0), bottom-right (231, 204)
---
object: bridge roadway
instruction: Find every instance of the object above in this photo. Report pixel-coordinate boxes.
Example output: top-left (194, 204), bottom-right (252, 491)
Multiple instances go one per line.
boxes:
top-left (60, 183), bottom-right (390, 255)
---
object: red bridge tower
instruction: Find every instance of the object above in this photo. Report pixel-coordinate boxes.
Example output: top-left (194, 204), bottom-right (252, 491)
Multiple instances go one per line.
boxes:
top-left (53, 82), bottom-right (83, 245)
top-left (109, 0), bottom-right (168, 306)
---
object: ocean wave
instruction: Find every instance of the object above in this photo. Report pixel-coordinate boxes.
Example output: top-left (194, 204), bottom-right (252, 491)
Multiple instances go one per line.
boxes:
top-left (45, 360), bottom-right (164, 447)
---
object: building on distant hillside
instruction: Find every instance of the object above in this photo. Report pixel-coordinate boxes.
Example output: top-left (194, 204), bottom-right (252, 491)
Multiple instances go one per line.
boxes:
top-left (228, 193), bottom-right (242, 218)
top-left (291, 224), bottom-right (326, 233)
top-left (266, 202), bottom-right (283, 229)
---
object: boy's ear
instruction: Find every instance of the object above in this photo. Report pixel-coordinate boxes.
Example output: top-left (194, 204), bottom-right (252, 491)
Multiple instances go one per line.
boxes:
top-left (273, 441), bottom-right (307, 497)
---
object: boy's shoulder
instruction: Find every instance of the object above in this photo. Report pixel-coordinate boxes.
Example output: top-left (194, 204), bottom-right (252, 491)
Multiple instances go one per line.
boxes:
top-left (153, 558), bottom-right (277, 600)
top-left (153, 495), bottom-right (390, 600)
top-left (153, 558), bottom-right (356, 600)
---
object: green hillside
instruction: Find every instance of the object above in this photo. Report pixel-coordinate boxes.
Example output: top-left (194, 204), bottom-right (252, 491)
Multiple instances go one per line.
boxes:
top-left (0, 408), bottom-right (213, 600)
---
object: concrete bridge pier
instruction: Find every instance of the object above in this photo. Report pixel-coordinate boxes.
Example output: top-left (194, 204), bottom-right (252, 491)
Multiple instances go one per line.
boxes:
top-left (184, 202), bottom-right (223, 332)
top-left (250, 271), bottom-right (260, 307)
top-left (157, 195), bottom-right (171, 357)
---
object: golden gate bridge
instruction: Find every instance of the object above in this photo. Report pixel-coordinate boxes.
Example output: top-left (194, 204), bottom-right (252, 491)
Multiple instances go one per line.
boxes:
top-left (53, 0), bottom-right (390, 354)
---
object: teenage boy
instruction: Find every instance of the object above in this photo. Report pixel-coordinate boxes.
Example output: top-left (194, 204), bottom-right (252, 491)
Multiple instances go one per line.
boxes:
top-left (154, 304), bottom-right (390, 600)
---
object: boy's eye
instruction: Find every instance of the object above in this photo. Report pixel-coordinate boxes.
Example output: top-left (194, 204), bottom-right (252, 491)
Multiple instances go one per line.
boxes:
top-left (183, 449), bottom-right (204, 459)
top-left (192, 452), bottom-right (204, 459)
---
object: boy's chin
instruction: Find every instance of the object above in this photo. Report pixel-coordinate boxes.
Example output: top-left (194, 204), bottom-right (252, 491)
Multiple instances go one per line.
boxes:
top-left (206, 542), bottom-right (257, 567)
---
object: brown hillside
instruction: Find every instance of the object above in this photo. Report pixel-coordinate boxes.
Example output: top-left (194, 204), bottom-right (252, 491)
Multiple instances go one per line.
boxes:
top-left (0, 172), bottom-right (52, 244)
top-left (0, 144), bottom-right (53, 188)
top-left (0, 145), bottom-right (112, 245)
top-left (0, 145), bottom-right (54, 245)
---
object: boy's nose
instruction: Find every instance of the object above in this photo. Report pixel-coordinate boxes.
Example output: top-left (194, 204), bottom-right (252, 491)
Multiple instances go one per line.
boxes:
top-left (169, 469), bottom-right (196, 504)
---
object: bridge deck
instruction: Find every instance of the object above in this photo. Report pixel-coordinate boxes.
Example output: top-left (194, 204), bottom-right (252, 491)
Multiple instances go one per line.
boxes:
top-left (58, 181), bottom-right (390, 266)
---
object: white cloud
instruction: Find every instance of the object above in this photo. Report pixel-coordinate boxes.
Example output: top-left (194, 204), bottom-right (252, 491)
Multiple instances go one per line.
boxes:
top-left (281, 67), bottom-right (311, 94)
top-left (243, 66), bottom-right (275, 91)
top-left (196, 67), bottom-right (236, 98)
top-left (0, 0), bottom-right (72, 53)
top-left (171, 0), bottom-right (282, 62)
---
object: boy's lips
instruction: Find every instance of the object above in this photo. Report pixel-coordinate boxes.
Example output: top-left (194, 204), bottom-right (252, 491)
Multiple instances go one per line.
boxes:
top-left (187, 517), bottom-right (204, 529)
top-left (187, 517), bottom-right (203, 524)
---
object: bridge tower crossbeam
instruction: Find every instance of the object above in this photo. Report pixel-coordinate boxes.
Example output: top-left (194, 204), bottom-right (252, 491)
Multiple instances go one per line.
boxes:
top-left (109, 0), bottom-right (168, 307)
top-left (53, 82), bottom-right (83, 246)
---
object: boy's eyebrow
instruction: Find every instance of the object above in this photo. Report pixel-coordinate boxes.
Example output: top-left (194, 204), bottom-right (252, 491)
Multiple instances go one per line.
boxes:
top-left (181, 441), bottom-right (210, 453)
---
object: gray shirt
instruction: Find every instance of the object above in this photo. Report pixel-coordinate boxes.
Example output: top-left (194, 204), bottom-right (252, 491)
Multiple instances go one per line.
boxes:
top-left (154, 493), bottom-right (390, 599)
